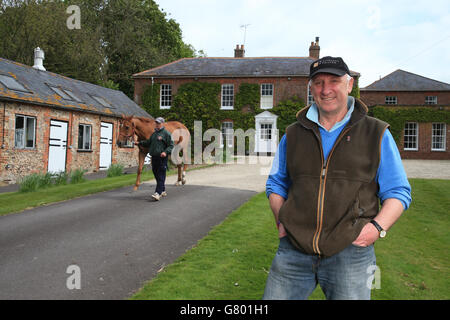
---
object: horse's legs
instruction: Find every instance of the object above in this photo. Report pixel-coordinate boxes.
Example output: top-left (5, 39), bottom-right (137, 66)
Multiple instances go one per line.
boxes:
top-left (134, 150), bottom-right (146, 191)
top-left (182, 164), bottom-right (187, 185)
top-left (175, 164), bottom-right (182, 186)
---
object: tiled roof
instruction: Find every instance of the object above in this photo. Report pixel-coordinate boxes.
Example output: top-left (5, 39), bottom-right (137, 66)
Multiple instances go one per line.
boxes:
top-left (361, 69), bottom-right (450, 91)
top-left (0, 57), bottom-right (151, 118)
top-left (133, 57), bottom-right (360, 78)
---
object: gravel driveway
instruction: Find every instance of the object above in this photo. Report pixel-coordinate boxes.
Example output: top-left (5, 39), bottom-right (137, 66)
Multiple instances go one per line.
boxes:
top-left (164, 157), bottom-right (450, 192)
top-left (402, 159), bottom-right (450, 180)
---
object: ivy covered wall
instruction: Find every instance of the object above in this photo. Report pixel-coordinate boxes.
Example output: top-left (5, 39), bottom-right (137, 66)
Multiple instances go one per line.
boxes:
top-left (370, 106), bottom-right (450, 143)
top-left (139, 79), bottom-right (449, 159)
top-left (140, 81), bottom-right (306, 138)
top-left (139, 77), bottom-right (374, 139)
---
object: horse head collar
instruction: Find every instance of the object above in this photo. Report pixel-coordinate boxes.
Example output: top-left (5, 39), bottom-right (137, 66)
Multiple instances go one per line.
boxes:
top-left (117, 116), bottom-right (135, 147)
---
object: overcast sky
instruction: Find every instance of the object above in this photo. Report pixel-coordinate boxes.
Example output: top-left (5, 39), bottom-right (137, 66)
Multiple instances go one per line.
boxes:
top-left (156, 0), bottom-right (450, 87)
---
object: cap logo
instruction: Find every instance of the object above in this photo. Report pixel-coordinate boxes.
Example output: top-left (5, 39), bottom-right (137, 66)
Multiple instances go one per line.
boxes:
top-left (313, 62), bottom-right (319, 68)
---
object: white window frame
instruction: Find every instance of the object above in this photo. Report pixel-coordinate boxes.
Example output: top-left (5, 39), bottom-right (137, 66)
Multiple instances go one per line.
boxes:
top-left (78, 124), bottom-right (92, 151)
top-left (425, 96), bottom-right (438, 105)
top-left (221, 121), bottom-right (233, 147)
top-left (260, 83), bottom-right (273, 109)
top-left (221, 84), bottom-right (234, 110)
top-left (160, 84), bottom-right (172, 109)
top-left (403, 122), bottom-right (418, 151)
top-left (385, 96), bottom-right (397, 105)
top-left (431, 123), bottom-right (446, 151)
top-left (15, 115), bottom-right (36, 149)
top-left (260, 123), bottom-right (273, 140)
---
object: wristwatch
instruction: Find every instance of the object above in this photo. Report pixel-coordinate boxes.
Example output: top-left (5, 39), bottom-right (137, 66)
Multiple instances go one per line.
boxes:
top-left (370, 220), bottom-right (386, 238)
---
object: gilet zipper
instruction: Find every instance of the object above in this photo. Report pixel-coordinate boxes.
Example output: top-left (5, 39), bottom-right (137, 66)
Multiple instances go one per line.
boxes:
top-left (312, 127), bottom-right (352, 256)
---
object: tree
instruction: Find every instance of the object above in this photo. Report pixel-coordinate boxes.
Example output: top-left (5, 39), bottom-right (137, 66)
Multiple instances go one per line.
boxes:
top-left (101, 0), bottom-right (195, 97)
top-left (0, 0), bottom-right (197, 95)
top-left (0, 0), bottom-right (104, 84)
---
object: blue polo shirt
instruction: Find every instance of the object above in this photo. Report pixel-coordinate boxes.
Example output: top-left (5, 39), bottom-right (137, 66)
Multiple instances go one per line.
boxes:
top-left (266, 97), bottom-right (412, 210)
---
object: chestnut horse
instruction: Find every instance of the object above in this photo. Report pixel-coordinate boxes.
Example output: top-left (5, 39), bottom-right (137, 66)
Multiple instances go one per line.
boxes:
top-left (117, 116), bottom-right (190, 191)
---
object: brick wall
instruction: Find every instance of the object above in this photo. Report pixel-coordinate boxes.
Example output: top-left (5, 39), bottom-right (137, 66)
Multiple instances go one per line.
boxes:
top-left (398, 122), bottom-right (450, 160)
top-left (360, 90), bottom-right (450, 106)
top-left (0, 101), bottom-right (140, 184)
top-left (134, 76), bottom-right (311, 109)
top-left (360, 90), bottom-right (450, 160)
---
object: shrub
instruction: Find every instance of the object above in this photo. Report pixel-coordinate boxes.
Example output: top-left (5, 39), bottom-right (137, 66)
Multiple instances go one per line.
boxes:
top-left (19, 173), bottom-right (42, 192)
top-left (19, 172), bottom-right (54, 192)
top-left (70, 168), bottom-right (87, 184)
top-left (53, 171), bottom-right (69, 186)
top-left (39, 172), bottom-right (54, 189)
top-left (107, 163), bottom-right (124, 177)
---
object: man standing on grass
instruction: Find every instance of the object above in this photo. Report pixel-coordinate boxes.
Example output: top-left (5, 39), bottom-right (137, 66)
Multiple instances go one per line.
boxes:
top-left (136, 117), bottom-right (174, 201)
top-left (263, 56), bottom-right (411, 300)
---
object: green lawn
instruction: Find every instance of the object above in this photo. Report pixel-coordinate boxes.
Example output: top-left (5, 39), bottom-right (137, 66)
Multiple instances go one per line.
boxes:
top-left (131, 178), bottom-right (450, 300)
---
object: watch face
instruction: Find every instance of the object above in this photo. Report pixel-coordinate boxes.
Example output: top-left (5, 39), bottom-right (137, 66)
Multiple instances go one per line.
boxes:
top-left (380, 230), bottom-right (387, 238)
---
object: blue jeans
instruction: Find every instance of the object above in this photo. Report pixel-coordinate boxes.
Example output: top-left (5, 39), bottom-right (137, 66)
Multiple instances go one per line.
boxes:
top-left (263, 236), bottom-right (376, 300)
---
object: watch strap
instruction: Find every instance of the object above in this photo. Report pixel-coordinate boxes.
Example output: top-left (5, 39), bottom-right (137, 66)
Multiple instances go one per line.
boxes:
top-left (370, 219), bottom-right (383, 232)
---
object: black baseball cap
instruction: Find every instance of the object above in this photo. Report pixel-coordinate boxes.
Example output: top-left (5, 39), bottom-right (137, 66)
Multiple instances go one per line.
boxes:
top-left (309, 56), bottom-right (350, 79)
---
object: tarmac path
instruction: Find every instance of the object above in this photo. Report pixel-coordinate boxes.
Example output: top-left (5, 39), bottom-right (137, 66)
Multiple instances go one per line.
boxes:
top-left (0, 160), bottom-right (268, 299)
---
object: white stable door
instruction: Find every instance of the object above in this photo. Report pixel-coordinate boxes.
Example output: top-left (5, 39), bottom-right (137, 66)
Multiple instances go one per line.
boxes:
top-left (99, 122), bottom-right (113, 170)
top-left (48, 120), bottom-right (68, 173)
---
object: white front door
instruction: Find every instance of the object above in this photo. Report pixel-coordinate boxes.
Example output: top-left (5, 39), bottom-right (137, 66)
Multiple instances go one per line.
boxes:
top-left (254, 111), bottom-right (278, 155)
top-left (259, 122), bottom-right (274, 153)
top-left (99, 122), bottom-right (113, 170)
top-left (48, 120), bottom-right (68, 173)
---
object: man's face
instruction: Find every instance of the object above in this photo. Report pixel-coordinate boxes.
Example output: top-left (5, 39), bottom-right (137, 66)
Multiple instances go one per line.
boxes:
top-left (310, 73), bottom-right (354, 116)
top-left (155, 122), bottom-right (163, 130)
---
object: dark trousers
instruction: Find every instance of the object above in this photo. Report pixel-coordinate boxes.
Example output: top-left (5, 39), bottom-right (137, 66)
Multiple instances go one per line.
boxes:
top-left (151, 155), bottom-right (168, 195)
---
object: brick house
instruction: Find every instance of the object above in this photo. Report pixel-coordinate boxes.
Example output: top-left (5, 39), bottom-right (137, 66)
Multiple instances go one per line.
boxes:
top-left (360, 69), bottom-right (450, 159)
top-left (132, 38), bottom-right (360, 155)
top-left (0, 48), bottom-right (151, 184)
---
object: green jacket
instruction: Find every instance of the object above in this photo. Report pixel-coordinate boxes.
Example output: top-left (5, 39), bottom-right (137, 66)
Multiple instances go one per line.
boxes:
top-left (140, 127), bottom-right (174, 157)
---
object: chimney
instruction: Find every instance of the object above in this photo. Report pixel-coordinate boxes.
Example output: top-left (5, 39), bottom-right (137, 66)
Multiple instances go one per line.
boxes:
top-left (309, 37), bottom-right (320, 59)
top-left (234, 44), bottom-right (245, 58)
top-left (32, 47), bottom-right (46, 71)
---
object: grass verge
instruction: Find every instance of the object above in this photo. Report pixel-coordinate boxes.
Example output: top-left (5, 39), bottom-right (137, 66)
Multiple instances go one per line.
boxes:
top-left (0, 164), bottom-right (213, 216)
top-left (131, 178), bottom-right (449, 300)
top-left (0, 170), bottom-right (153, 216)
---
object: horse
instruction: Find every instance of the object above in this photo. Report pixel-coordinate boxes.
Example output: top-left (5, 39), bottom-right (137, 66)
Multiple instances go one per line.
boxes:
top-left (117, 116), bottom-right (190, 191)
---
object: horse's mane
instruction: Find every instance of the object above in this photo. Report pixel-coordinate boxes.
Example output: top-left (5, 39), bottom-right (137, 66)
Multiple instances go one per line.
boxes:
top-left (140, 116), bottom-right (154, 122)
top-left (130, 116), bottom-right (154, 124)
